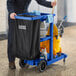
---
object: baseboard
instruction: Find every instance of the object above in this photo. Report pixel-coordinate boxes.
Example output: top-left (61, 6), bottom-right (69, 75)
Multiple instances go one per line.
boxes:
top-left (0, 32), bottom-right (7, 40)
top-left (57, 21), bottom-right (76, 27)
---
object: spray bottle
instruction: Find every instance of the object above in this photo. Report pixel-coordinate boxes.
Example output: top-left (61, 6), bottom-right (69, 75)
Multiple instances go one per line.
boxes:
top-left (41, 48), bottom-right (47, 60)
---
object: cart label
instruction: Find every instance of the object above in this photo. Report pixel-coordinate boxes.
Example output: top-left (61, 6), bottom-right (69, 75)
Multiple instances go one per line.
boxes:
top-left (18, 25), bottom-right (26, 30)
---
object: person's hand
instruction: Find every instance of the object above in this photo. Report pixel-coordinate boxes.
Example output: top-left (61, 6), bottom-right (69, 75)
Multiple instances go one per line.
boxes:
top-left (51, 1), bottom-right (56, 7)
top-left (10, 13), bottom-right (17, 19)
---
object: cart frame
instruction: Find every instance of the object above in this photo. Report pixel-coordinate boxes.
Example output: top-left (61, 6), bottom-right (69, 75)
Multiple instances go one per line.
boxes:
top-left (15, 12), bottom-right (67, 69)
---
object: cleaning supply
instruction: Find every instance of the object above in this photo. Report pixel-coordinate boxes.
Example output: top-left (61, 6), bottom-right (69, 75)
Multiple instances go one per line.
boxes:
top-left (40, 0), bottom-right (62, 56)
top-left (32, 10), bottom-right (41, 15)
top-left (41, 48), bottom-right (47, 60)
top-left (40, 24), bottom-right (62, 55)
top-left (40, 21), bottom-right (49, 38)
top-left (40, 22), bottom-right (47, 38)
top-left (46, 15), bottom-right (54, 23)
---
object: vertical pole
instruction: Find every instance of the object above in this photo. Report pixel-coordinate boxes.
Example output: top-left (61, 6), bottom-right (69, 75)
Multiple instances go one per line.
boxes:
top-left (50, 0), bottom-right (56, 60)
top-left (52, 0), bottom-right (57, 14)
top-left (50, 22), bottom-right (53, 60)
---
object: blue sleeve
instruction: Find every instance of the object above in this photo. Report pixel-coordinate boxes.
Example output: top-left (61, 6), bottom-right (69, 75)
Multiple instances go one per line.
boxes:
top-left (7, 0), bottom-right (15, 13)
top-left (36, 0), bottom-right (53, 8)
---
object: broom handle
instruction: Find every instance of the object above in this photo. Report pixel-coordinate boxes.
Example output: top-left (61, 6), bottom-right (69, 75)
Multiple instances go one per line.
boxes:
top-left (52, 0), bottom-right (57, 14)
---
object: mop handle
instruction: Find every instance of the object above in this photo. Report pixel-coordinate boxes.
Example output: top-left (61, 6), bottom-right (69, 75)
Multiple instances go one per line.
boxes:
top-left (52, 0), bottom-right (57, 14)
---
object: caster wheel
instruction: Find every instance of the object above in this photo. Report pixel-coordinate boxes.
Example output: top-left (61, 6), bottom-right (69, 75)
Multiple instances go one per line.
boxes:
top-left (19, 60), bottom-right (29, 68)
top-left (63, 58), bottom-right (66, 65)
top-left (57, 53), bottom-right (61, 57)
top-left (38, 60), bottom-right (46, 72)
top-left (53, 55), bottom-right (56, 59)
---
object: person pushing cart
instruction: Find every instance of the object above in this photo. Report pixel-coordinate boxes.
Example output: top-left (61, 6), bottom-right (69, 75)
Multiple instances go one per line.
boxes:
top-left (7, 0), bottom-right (56, 69)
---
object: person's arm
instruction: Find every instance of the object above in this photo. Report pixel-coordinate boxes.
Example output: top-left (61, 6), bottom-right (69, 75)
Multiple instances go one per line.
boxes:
top-left (36, 0), bottom-right (53, 8)
top-left (7, 0), bottom-right (17, 19)
top-left (7, 0), bottom-right (15, 14)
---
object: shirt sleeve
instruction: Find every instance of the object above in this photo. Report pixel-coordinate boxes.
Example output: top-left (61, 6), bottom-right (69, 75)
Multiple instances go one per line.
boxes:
top-left (36, 0), bottom-right (53, 8)
top-left (7, 0), bottom-right (15, 14)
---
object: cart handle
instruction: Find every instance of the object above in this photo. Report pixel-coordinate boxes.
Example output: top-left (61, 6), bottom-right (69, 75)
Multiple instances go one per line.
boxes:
top-left (63, 16), bottom-right (67, 20)
top-left (15, 13), bottom-right (55, 21)
top-left (15, 15), bottom-right (33, 20)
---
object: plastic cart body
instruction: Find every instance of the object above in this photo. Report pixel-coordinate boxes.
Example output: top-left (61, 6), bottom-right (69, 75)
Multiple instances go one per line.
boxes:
top-left (15, 12), bottom-right (67, 72)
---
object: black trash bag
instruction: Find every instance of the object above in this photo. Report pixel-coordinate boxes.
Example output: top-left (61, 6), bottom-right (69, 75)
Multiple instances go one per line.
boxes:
top-left (13, 15), bottom-right (41, 60)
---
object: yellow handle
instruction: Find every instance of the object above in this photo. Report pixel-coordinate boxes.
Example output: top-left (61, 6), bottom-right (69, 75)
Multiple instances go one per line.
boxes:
top-left (52, 0), bottom-right (57, 14)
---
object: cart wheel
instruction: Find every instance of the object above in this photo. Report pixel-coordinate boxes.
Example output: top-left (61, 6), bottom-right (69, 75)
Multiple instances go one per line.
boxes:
top-left (38, 60), bottom-right (46, 72)
top-left (53, 55), bottom-right (56, 59)
top-left (57, 53), bottom-right (61, 57)
top-left (63, 58), bottom-right (66, 65)
top-left (19, 60), bottom-right (29, 68)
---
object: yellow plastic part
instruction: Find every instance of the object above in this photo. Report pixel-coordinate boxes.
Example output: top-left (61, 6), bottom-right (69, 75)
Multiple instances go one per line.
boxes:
top-left (40, 24), bottom-right (62, 55)
top-left (46, 24), bottom-right (58, 36)
top-left (40, 40), bottom-right (50, 53)
top-left (53, 36), bottom-right (61, 55)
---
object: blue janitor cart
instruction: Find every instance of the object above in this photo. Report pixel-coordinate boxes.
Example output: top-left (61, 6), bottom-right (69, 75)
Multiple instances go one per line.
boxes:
top-left (15, 12), bottom-right (67, 72)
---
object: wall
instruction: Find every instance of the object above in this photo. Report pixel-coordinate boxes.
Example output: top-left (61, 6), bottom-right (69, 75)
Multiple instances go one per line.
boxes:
top-left (57, 0), bottom-right (65, 21)
top-left (0, 0), bottom-right (7, 34)
top-left (57, 0), bottom-right (76, 23)
top-left (66, 0), bottom-right (76, 22)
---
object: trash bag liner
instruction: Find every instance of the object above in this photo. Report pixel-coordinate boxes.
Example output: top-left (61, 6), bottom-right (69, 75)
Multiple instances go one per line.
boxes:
top-left (12, 15), bottom-right (41, 60)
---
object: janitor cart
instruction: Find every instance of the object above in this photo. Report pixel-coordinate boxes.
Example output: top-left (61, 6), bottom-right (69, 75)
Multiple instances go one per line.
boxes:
top-left (15, 12), bottom-right (67, 72)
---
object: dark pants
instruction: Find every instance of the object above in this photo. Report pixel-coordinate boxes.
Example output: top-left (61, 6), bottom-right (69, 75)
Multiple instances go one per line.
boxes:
top-left (7, 11), bottom-right (25, 62)
top-left (8, 16), bottom-right (16, 62)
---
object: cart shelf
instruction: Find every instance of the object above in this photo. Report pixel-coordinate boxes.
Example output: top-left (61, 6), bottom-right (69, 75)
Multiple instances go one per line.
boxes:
top-left (40, 36), bottom-right (52, 42)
